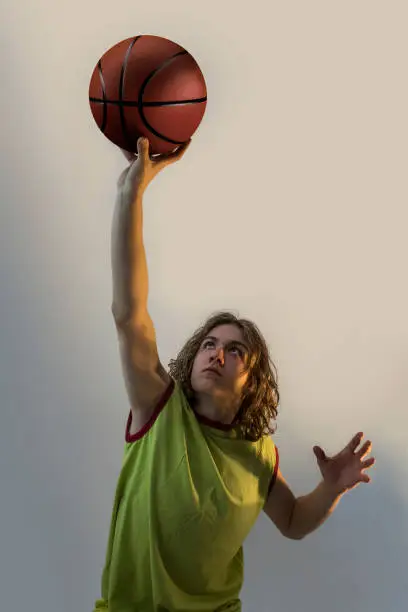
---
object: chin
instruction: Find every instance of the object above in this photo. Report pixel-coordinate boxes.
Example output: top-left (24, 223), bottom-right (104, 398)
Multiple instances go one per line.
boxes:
top-left (191, 375), bottom-right (218, 395)
top-left (191, 379), bottom-right (212, 394)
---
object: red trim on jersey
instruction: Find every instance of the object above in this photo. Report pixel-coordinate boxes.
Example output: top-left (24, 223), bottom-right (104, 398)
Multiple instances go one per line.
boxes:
top-left (193, 411), bottom-right (236, 431)
top-left (267, 446), bottom-right (280, 495)
top-left (125, 378), bottom-right (175, 443)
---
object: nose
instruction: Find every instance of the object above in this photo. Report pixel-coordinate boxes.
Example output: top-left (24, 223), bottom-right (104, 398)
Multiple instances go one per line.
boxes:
top-left (211, 347), bottom-right (225, 366)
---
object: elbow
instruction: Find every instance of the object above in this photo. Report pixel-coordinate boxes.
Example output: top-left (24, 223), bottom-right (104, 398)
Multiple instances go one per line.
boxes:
top-left (281, 524), bottom-right (306, 540)
top-left (111, 304), bottom-right (144, 330)
top-left (286, 530), bottom-right (306, 541)
top-left (284, 503), bottom-right (306, 540)
top-left (111, 303), bottom-right (128, 326)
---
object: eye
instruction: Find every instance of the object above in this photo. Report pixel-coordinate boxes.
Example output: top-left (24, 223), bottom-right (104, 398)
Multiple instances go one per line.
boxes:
top-left (202, 339), bottom-right (215, 350)
top-left (229, 345), bottom-right (244, 357)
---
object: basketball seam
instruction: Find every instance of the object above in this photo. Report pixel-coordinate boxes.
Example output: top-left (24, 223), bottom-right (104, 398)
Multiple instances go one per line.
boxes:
top-left (119, 36), bottom-right (142, 151)
top-left (137, 50), bottom-right (191, 145)
top-left (89, 96), bottom-right (207, 107)
top-left (97, 61), bottom-right (107, 132)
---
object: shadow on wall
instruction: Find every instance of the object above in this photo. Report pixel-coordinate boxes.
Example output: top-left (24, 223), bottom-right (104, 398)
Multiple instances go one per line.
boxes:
top-left (241, 447), bottom-right (407, 612)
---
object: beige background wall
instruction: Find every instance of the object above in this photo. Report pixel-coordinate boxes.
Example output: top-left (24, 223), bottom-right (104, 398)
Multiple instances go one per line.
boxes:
top-left (1, 1), bottom-right (407, 610)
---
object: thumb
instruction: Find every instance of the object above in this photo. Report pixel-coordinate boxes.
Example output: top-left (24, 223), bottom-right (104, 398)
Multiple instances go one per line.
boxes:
top-left (313, 446), bottom-right (327, 462)
top-left (137, 136), bottom-right (150, 160)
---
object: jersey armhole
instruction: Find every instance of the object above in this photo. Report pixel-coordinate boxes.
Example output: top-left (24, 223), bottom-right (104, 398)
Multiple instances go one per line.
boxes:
top-left (125, 378), bottom-right (176, 443)
top-left (267, 445), bottom-right (280, 496)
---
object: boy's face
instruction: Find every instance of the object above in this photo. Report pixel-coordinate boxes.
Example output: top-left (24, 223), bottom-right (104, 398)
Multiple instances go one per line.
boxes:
top-left (191, 324), bottom-right (251, 402)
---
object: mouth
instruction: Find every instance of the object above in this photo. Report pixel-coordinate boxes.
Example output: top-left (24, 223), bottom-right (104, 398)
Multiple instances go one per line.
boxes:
top-left (203, 367), bottom-right (222, 377)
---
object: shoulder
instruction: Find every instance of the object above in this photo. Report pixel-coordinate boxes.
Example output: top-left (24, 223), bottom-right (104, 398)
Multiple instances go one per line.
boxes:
top-left (125, 378), bottom-right (190, 443)
top-left (258, 433), bottom-right (279, 464)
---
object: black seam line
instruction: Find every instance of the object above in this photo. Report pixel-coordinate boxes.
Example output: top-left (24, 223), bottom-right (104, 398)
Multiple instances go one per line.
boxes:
top-left (138, 50), bottom-right (190, 145)
top-left (97, 61), bottom-right (107, 132)
top-left (119, 36), bottom-right (142, 150)
top-left (89, 96), bottom-right (207, 107)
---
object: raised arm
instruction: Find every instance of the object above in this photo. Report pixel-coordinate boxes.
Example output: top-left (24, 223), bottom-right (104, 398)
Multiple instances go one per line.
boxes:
top-left (111, 138), bottom-right (190, 433)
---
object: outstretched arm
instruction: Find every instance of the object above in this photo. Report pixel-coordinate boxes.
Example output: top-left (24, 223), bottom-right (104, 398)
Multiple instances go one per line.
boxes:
top-left (264, 432), bottom-right (375, 540)
top-left (264, 471), bottom-right (342, 540)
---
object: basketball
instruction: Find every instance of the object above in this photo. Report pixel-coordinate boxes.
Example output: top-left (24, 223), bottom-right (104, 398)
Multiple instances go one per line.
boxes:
top-left (89, 34), bottom-right (207, 155)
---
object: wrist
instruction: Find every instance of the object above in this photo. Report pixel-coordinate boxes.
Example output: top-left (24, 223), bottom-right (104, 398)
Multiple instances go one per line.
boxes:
top-left (122, 184), bottom-right (145, 206)
top-left (319, 479), bottom-right (344, 502)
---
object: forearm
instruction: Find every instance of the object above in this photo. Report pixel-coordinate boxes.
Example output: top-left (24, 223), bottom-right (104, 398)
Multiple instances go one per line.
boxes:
top-left (111, 187), bottom-right (149, 323)
top-left (287, 480), bottom-right (343, 540)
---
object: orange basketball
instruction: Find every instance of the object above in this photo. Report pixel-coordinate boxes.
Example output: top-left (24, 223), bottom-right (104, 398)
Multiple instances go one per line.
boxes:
top-left (89, 34), bottom-right (207, 155)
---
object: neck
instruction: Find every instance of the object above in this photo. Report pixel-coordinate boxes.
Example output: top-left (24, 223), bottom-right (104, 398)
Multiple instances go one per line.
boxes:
top-left (193, 392), bottom-right (239, 425)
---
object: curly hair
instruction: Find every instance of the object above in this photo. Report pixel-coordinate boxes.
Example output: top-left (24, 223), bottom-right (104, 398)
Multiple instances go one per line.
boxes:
top-left (168, 311), bottom-right (279, 441)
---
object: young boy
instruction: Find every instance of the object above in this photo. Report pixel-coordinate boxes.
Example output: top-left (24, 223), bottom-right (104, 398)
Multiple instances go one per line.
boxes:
top-left (93, 138), bottom-right (375, 612)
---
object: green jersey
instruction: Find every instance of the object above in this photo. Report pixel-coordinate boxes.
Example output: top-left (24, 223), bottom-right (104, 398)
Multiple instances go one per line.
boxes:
top-left (94, 379), bottom-right (279, 611)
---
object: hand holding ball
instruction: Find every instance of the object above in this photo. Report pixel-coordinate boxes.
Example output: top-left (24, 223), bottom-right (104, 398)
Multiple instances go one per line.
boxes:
top-left (117, 136), bottom-right (191, 198)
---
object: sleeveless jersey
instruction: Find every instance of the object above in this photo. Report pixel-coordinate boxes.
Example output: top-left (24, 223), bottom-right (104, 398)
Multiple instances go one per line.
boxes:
top-left (93, 379), bottom-right (279, 612)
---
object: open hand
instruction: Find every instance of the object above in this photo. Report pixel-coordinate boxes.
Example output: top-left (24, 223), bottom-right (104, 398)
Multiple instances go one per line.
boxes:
top-left (313, 432), bottom-right (375, 495)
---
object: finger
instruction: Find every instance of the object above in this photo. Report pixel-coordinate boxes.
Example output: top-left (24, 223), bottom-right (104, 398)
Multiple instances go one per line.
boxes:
top-left (313, 446), bottom-right (327, 462)
top-left (137, 137), bottom-right (150, 160)
top-left (361, 457), bottom-right (375, 469)
top-left (349, 432), bottom-right (364, 452)
top-left (357, 440), bottom-right (372, 459)
top-left (360, 473), bottom-right (371, 483)
top-left (172, 139), bottom-right (191, 158)
top-left (157, 139), bottom-right (191, 165)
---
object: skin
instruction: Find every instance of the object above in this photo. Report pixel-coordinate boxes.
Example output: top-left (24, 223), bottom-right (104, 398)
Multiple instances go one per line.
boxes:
top-left (190, 323), bottom-right (250, 424)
